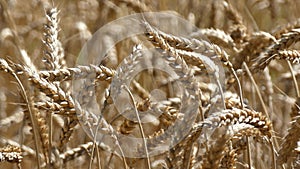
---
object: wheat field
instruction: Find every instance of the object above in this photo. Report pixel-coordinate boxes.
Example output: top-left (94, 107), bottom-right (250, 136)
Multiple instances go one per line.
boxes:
top-left (1, 0), bottom-right (300, 168)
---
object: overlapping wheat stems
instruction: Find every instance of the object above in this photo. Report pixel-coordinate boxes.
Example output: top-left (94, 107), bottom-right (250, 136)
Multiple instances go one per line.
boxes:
top-left (6, 62), bottom-right (76, 115)
top-left (220, 128), bottom-right (265, 169)
top-left (0, 58), bottom-right (42, 167)
top-left (3, 0), bottom-right (300, 168)
top-left (142, 21), bottom-right (256, 168)
top-left (142, 21), bottom-right (272, 168)
top-left (1, 58), bottom-right (74, 155)
top-left (142, 21), bottom-right (205, 168)
top-left (8, 53), bottom-right (128, 168)
top-left (6, 60), bottom-right (128, 167)
top-left (43, 8), bottom-right (74, 158)
top-left (188, 107), bottom-right (272, 168)
top-left (41, 7), bottom-right (66, 165)
top-left (184, 108), bottom-right (272, 168)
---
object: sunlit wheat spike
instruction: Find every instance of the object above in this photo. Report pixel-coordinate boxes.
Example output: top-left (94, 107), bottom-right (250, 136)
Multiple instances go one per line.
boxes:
top-left (190, 107), bottom-right (272, 140)
top-left (39, 64), bottom-right (115, 82)
top-left (0, 145), bottom-right (22, 163)
top-left (144, 22), bottom-right (234, 70)
top-left (274, 49), bottom-right (300, 64)
top-left (43, 7), bottom-right (65, 70)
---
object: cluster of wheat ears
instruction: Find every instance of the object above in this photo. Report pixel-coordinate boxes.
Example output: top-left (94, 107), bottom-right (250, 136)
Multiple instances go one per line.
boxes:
top-left (2, 0), bottom-right (300, 169)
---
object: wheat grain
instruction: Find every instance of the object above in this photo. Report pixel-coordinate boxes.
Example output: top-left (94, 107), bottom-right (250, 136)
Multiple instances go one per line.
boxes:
top-left (0, 145), bottom-right (22, 163)
top-left (59, 142), bottom-right (93, 162)
top-left (190, 28), bottom-right (236, 50)
top-left (278, 103), bottom-right (300, 165)
top-left (43, 8), bottom-right (65, 70)
top-left (39, 64), bottom-right (115, 82)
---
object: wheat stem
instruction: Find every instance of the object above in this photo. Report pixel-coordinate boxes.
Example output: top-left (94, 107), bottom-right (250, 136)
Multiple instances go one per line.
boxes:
top-left (123, 85), bottom-right (151, 169)
top-left (287, 61), bottom-right (300, 97)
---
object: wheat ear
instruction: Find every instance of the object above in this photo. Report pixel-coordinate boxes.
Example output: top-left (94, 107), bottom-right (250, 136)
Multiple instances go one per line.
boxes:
top-left (190, 28), bottom-right (236, 50)
top-left (59, 142), bottom-right (93, 163)
top-left (253, 29), bottom-right (300, 71)
top-left (278, 102), bottom-right (300, 165)
top-left (39, 64), bottom-right (115, 82)
top-left (235, 31), bottom-right (276, 69)
top-left (0, 145), bottom-right (22, 167)
top-left (144, 22), bottom-right (244, 107)
top-left (272, 18), bottom-right (300, 38)
top-left (43, 7), bottom-right (65, 70)
top-left (0, 58), bottom-right (43, 167)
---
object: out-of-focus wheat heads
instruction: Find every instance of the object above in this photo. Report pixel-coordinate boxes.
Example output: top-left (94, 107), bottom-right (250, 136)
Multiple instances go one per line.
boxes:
top-left (2, 0), bottom-right (300, 168)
